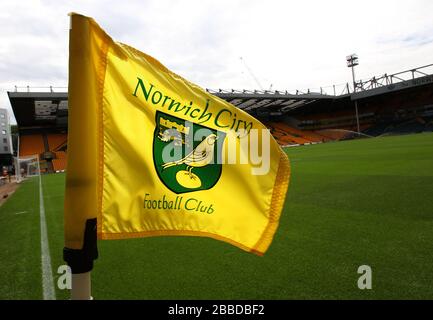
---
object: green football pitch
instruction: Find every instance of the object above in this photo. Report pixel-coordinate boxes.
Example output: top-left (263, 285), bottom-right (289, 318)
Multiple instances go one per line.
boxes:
top-left (1, 133), bottom-right (432, 299)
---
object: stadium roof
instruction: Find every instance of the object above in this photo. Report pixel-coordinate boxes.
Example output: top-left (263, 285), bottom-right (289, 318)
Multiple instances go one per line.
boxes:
top-left (7, 63), bottom-right (433, 128)
top-left (8, 92), bottom-right (68, 128)
top-left (7, 89), bottom-right (336, 128)
top-left (209, 90), bottom-right (335, 116)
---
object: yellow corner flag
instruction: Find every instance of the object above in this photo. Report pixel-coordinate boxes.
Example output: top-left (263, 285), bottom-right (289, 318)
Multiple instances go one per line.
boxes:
top-left (64, 13), bottom-right (290, 271)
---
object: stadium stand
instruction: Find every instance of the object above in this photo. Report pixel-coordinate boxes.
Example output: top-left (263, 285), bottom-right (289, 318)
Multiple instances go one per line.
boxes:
top-left (47, 133), bottom-right (67, 151)
top-left (267, 123), bottom-right (309, 145)
top-left (7, 63), bottom-right (433, 170)
top-left (425, 117), bottom-right (433, 132)
top-left (55, 151), bottom-right (67, 159)
top-left (316, 129), bottom-right (350, 141)
top-left (266, 121), bottom-right (328, 145)
top-left (6, 91), bottom-right (70, 173)
top-left (390, 120), bottom-right (425, 135)
top-left (270, 122), bottom-right (325, 142)
top-left (52, 150), bottom-right (67, 171)
top-left (19, 134), bottom-right (45, 157)
top-left (18, 132), bottom-right (68, 172)
top-left (52, 158), bottom-right (67, 172)
top-left (363, 122), bottom-right (392, 137)
top-left (368, 119), bottom-right (429, 136)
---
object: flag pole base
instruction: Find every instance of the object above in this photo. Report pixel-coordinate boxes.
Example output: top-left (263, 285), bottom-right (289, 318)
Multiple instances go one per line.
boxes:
top-left (71, 272), bottom-right (92, 300)
top-left (64, 218), bottom-right (98, 300)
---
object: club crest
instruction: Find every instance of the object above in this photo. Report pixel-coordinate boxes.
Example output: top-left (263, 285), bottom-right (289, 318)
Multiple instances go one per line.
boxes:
top-left (153, 111), bottom-right (226, 194)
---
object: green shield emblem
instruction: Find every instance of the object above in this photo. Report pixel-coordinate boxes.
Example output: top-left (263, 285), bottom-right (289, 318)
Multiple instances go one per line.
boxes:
top-left (153, 111), bottom-right (226, 194)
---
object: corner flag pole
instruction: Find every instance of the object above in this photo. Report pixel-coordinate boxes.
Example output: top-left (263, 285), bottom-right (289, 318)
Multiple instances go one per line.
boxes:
top-left (64, 217), bottom-right (97, 300)
top-left (64, 13), bottom-right (98, 300)
top-left (71, 273), bottom-right (91, 300)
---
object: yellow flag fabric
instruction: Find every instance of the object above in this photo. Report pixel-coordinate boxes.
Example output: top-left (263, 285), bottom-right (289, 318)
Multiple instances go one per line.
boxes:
top-left (65, 13), bottom-right (290, 256)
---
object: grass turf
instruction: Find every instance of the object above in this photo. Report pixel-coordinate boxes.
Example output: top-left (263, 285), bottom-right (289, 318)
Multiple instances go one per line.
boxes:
top-left (0, 132), bottom-right (432, 299)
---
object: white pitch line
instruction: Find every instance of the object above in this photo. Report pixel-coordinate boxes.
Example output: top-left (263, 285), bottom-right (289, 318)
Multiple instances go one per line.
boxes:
top-left (39, 174), bottom-right (56, 300)
top-left (15, 211), bottom-right (28, 215)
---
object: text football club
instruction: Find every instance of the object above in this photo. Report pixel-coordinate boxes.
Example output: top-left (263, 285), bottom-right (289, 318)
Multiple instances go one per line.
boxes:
top-left (143, 193), bottom-right (215, 214)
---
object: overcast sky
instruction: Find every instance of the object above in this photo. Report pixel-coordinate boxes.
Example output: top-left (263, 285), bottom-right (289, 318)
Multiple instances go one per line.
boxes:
top-left (1, 0), bottom-right (433, 123)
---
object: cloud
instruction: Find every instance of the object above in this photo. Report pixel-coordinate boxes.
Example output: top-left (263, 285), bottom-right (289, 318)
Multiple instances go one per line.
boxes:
top-left (1, 0), bottom-right (433, 123)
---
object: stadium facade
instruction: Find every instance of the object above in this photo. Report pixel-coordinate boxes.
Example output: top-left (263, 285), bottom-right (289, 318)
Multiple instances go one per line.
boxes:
top-left (8, 64), bottom-right (433, 173)
top-left (8, 92), bottom-right (68, 173)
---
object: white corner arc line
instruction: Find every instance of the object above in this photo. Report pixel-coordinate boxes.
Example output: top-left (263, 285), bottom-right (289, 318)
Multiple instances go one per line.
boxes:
top-left (39, 174), bottom-right (56, 300)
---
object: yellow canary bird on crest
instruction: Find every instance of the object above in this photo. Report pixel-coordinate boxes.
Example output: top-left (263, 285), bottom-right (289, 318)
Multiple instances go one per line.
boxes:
top-left (162, 134), bottom-right (218, 175)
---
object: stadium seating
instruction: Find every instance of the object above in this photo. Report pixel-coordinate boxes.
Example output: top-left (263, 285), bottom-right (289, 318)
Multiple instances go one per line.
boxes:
top-left (364, 119), bottom-right (428, 137)
top-left (55, 151), bottom-right (67, 159)
top-left (266, 117), bottom-right (376, 144)
top-left (266, 122), bottom-right (329, 145)
top-left (390, 120), bottom-right (425, 134)
top-left (363, 122), bottom-right (392, 137)
top-left (19, 134), bottom-right (45, 157)
top-left (270, 122), bottom-right (325, 142)
top-left (52, 146), bottom-right (67, 172)
top-left (424, 117), bottom-right (433, 132)
top-left (268, 126), bottom-right (304, 145)
top-left (18, 133), bottom-right (68, 173)
top-left (316, 129), bottom-right (350, 141)
top-left (52, 158), bottom-right (67, 172)
top-left (47, 133), bottom-right (67, 151)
